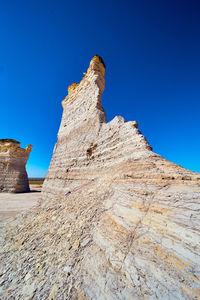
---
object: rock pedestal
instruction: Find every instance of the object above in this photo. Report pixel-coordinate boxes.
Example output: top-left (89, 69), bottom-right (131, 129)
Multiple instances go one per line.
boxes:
top-left (0, 139), bottom-right (32, 192)
top-left (0, 56), bottom-right (200, 299)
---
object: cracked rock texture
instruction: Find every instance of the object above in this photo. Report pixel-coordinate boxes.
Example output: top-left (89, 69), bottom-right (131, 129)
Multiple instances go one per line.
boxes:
top-left (0, 139), bottom-right (32, 193)
top-left (0, 56), bottom-right (200, 299)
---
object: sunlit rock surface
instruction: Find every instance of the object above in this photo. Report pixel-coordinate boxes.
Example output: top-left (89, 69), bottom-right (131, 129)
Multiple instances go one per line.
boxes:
top-left (0, 56), bottom-right (200, 299)
top-left (0, 139), bottom-right (32, 193)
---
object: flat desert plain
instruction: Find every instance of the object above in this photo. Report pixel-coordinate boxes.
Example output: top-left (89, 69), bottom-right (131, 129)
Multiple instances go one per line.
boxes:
top-left (0, 185), bottom-right (41, 230)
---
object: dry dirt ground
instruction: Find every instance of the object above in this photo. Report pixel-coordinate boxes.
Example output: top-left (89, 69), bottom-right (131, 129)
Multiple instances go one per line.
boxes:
top-left (0, 184), bottom-right (41, 230)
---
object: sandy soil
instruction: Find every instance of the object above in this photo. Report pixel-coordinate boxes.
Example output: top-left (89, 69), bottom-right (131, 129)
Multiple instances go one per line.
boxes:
top-left (0, 184), bottom-right (41, 229)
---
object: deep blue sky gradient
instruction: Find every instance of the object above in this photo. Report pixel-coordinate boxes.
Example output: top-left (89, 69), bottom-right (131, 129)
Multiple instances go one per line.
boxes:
top-left (0, 0), bottom-right (200, 176)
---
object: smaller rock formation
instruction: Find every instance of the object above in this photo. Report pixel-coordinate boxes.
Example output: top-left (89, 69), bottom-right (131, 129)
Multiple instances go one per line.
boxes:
top-left (0, 139), bottom-right (32, 192)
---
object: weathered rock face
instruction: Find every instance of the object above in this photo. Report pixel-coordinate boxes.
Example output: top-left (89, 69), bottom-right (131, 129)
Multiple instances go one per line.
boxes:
top-left (0, 56), bottom-right (200, 299)
top-left (0, 139), bottom-right (32, 192)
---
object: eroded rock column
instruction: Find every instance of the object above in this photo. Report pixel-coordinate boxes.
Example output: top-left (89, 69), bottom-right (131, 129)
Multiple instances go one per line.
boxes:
top-left (0, 139), bottom-right (32, 192)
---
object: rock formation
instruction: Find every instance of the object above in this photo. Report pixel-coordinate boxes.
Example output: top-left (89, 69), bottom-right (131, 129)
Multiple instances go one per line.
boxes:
top-left (0, 139), bottom-right (32, 192)
top-left (0, 56), bottom-right (200, 299)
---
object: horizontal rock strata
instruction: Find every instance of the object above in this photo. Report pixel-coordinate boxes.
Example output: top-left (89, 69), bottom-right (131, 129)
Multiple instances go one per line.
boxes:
top-left (0, 139), bottom-right (32, 192)
top-left (0, 56), bottom-right (200, 299)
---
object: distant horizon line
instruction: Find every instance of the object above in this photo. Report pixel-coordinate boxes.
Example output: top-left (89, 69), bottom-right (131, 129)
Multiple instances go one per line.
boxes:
top-left (28, 177), bottom-right (45, 179)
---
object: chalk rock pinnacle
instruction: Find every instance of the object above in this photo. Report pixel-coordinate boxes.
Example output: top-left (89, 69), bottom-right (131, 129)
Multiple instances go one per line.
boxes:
top-left (42, 55), bottom-right (152, 199)
top-left (0, 56), bottom-right (200, 299)
top-left (0, 139), bottom-right (32, 192)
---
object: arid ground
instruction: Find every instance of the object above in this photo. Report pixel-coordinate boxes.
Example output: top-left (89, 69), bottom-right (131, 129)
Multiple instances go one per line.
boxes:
top-left (0, 184), bottom-right (41, 230)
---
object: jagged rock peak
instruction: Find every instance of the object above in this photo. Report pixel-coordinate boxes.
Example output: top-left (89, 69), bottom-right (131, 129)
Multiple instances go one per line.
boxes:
top-left (0, 139), bottom-right (32, 192)
top-left (62, 55), bottom-right (106, 107)
top-left (92, 54), bottom-right (106, 68)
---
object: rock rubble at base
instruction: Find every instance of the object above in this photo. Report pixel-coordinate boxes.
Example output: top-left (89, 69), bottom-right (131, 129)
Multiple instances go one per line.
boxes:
top-left (0, 56), bottom-right (200, 299)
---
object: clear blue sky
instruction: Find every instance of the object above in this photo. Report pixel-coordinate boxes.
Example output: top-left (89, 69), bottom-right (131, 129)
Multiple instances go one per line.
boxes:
top-left (0, 0), bottom-right (200, 177)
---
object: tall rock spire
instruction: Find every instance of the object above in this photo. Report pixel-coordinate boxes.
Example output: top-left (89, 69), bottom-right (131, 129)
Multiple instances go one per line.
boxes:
top-left (42, 55), bottom-right (152, 200)
top-left (59, 55), bottom-right (106, 140)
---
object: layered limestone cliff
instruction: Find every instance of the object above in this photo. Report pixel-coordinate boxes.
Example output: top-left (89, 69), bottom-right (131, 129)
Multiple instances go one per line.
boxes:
top-left (0, 139), bottom-right (32, 192)
top-left (0, 56), bottom-right (200, 299)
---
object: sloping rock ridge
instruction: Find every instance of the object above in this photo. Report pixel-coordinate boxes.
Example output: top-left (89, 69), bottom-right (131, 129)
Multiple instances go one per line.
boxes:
top-left (0, 56), bottom-right (200, 299)
top-left (0, 139), bottom-right (32, 192)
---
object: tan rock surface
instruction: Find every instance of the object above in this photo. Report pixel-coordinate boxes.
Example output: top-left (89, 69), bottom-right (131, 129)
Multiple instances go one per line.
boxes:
top-left (0, 56), bottom-right (200, 299)
top-left (0, 139), bottom-right (32, 192)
